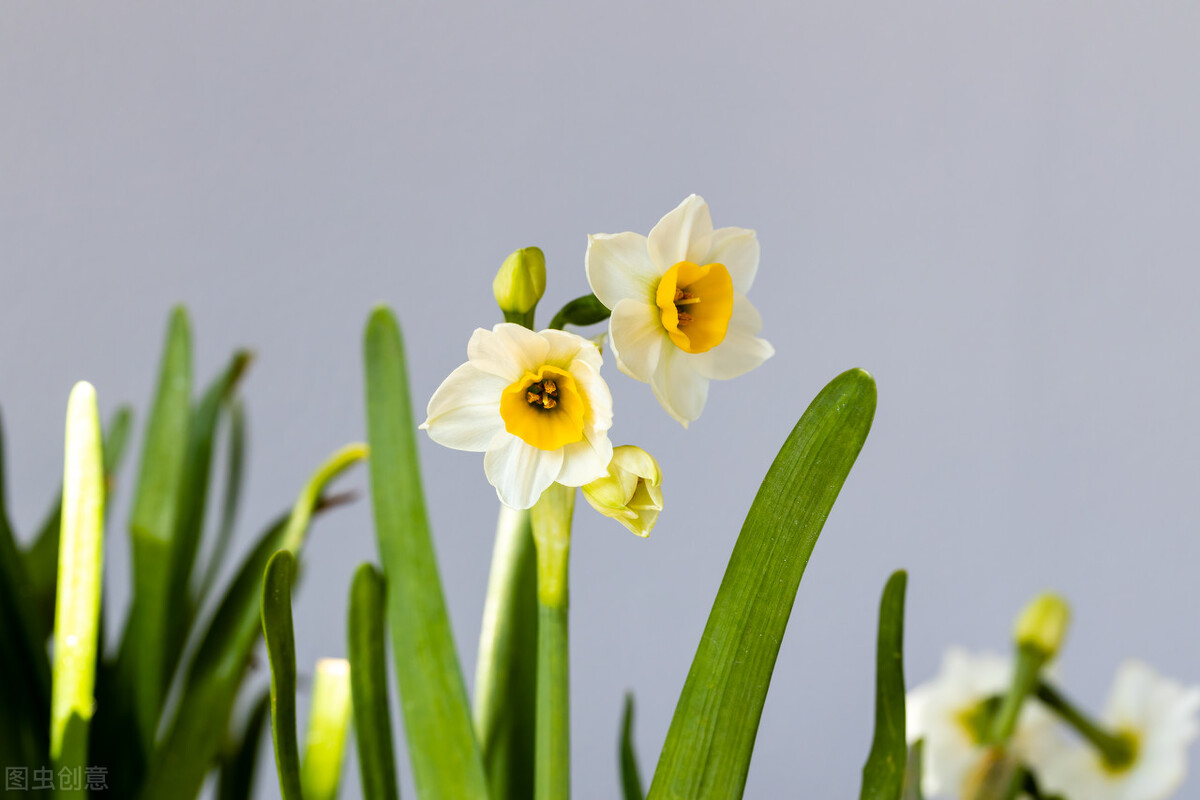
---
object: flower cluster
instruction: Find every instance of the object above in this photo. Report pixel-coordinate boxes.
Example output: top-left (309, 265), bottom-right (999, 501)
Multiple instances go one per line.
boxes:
top-left (422, 195), bottom-right (772, 524)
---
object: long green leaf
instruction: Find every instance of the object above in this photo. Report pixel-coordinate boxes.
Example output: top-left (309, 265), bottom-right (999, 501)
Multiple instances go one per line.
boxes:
top-left (861, 570), bottom-right (908, 800)
top-left (50, 382), bottom-right (106, 781)
top-left (139, 444), bottom-right (365, 800)
top-left (474, 505), bottom-right (538, 800)
top-left (124, 305), bottom-right (193, 753)
top-left (165, 350), bottom-right (252, 678)
top-left (363, 306), bottom-right (488, 800)
top-left (620, 694), bottom-right (646, 800)
top-left (302, 658), bottom-right (353, 800)
top-left (262, 549), bottom-right (303, 800)
top-left (217, 691), bottom-right (272, 800)
top-left (0, 408), bottom-right (51, 768)
top-left (198, 398), bottom-right (247, 603)
top-left (348, 563), bottom-right (400, 800)
top-left (25, 406), bottom-right (133, 637)
top-left (647, 367), bottom-right (877, 800)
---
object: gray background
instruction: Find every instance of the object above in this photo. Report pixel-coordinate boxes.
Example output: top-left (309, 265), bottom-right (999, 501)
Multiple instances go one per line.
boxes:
top-left (3, 3), bottom-right (1199, 797)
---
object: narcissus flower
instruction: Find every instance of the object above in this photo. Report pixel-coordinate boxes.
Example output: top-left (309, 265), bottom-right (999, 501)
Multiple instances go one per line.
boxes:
top-left (1033, 661), bottom-right (1200, 800)
top-left (907, 648), bottom-right (1056, 798)
top-left (581, 445), bottom-right (663, 537)
top-left (586, 194), bottom-right (774, 426)
top-left (421, 324), bottom-right (614, 509)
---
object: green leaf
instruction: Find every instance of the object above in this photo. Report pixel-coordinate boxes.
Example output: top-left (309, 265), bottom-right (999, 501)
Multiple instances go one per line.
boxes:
top-left (647, 367), bottom-right (877, 800)
top-left (474, 505), bottom-right (538, 800)
top-left (0, 407), bottom-right (51, 768)
top-left (217, 690), bottom-right (271, 800)
top-left (620, 694), bottom-right (646, 800)
top-left (123, 305), bottom-right (193, 753)
top-left (363, 306), bottom-right (488, 800)
top-left (548, 293), bottom-right (611, 330)
top-left (165, 350), bottom-right (252, 679)
top-left (861, 570), bottom-right (909, 800)
top-left (348, 563), bottom-right (401, 800)
top-left (198, 398), bottom-right (247, 604)
top-left (139, 445), bottom-right (365, 800)
top-left (50, 382), bottom-right (107, 775)
top-left (262, 549), bottom-right (303, 800)
top-left (302, 658), bottom-right (353, 800)
top-left (902, 741), bottom-right (924, 800)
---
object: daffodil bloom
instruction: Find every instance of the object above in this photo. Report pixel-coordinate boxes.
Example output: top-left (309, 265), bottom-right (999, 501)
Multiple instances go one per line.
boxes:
top-left (421, 324), bottom-right (614, 509)
top-left (586, 194), bottom-right (774, 426)
top-left (581, 445), bottom-right (663, 537)
top-left (907, 648), bottom-right (1056, 798)
top-left (1032, 661), bottom-right (1200, 800)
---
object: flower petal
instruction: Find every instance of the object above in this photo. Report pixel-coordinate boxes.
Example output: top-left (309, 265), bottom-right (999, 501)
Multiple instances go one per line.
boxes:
top-left (421, 362), bottom-right (507, 451)
top-left (692, 293), bottom-right (774, 380)
top-left (555, 430), bottom-right (613, 487)
top-left (647, 194), bottom-right (714, 269)
top-left (608, 297), bottom-right (665, 383)
top-left (650, 346), bottom-right (711, 427)
top-left (484, 431), bottom-right (563, 509)
top-left (468, 324), bottom-right (550, 380)
top-left (585, 232), bottom-right (660, 309)
top-left (540, 328), bottom-right (601, 372)
top-left (708, 226), bottom-right (760, 294)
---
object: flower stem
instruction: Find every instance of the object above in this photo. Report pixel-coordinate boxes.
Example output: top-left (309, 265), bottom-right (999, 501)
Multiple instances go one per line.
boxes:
top-left (989, 644), bottom-right (1046, 744)
top-left (531, 484), bottom-right (575, 800)
top-left (1036, 681), bottom-right (1135, 768)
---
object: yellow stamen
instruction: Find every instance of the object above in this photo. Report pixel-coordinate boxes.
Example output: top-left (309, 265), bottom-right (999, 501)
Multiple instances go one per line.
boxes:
top-left (655, 261), bottom-right (734, 354)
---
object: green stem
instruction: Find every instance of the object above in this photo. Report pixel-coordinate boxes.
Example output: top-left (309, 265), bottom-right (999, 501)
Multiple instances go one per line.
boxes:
top-left (531, 484), bottom-right (575, 800)
top-left (989, 645), bottom-right (1045, 744)
top-left (1036, 682), bottom-right (1135, 768)
top-left (503, 309), bottom-right (536, 328)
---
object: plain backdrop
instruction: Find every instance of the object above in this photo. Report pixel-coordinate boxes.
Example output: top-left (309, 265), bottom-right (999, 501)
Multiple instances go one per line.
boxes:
top-left (3, 3), bottom-right (1199, 798)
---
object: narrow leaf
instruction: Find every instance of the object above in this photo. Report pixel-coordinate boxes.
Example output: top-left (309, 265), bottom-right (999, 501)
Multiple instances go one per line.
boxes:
top-left (302, 658), bottom-right (353, 800)
top-left (198, 398), bottom-right (247, 603)
top-left (50, 382), bottom-right (106, 775)
top-left (348, 563), bottom-right (400, 800)
top-left (620, 694), bottom-right (646, 800)
top-left (474, 505), bottom-right (538, 800)
top-left (139, 444), bottom-right (365, 800)
top-left (902, 741), bottom-right (924, 800)
top-left (262, 549), bottom-right (303, 800)
top-left (124, 305), bottom-right (193, 752)
top-left (648, 368), bottom-right (877, 800)
top-left (363, 306), bottom-right (488, 800)
top-left (217, 691), bottom-right (272, 800)
top-left (861, 570), bottom-right (909, 800)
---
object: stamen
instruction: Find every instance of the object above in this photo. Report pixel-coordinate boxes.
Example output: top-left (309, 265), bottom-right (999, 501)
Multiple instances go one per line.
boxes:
top-left (542, 395), bottom-right (557, 409)
top-left (677, 311), bottom-right (693, 325)
top-left (526, 391), bottom-right (541, 403)
top-left (542, 379), bottom-right (557, 395)
top-left (526, 378), bottom-right (561, 410)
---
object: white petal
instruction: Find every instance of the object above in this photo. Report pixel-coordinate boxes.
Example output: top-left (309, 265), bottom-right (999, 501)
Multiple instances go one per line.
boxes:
top-left (468, 324), bottom-right (549, 380)
top-left (483, 432), bottom-right (563, 510)
top-left (647, 194), bottom-right (714, 269)
top-left (692, 294), bottom-right (774, 380)
top-left (570, 359), bottom-right (614, 435)
top-left (608, 297), bottom-right (665, 383)
top-left (650, 346), bottom-right (711, 427)
top-left (422, 363), bottom-right (506, 451)
top-left (585, 232), bottom-right (660, 309)
top-left (708, 226), bottom-right (760, 294)
top-left (540, 328), bottom-right (601, 372)
top-left (556, 430), bottom-right (613, 487)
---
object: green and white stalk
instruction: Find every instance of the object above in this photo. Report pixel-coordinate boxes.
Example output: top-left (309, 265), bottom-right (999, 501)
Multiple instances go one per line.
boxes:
top-left (531, 483), bottom-right (575, 800)
top-left (302, 658), bottom-right (353, 800)
top-left (50, 382), bottom-right (106, 785)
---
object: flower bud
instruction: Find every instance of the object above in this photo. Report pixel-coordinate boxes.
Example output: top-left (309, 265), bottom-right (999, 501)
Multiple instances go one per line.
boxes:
top-left (493, 246), bottom-right (547, 318)
top-left (1014, 592), bottom-right (1071, 661)
top-left (582, 445), bottom-right (663, 537)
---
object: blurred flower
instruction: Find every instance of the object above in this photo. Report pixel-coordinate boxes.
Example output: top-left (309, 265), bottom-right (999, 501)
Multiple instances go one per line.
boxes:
top-left (1014, 592), bottom-right (1071, 662)
top-left (585, 194), bottom-right (773, 426)
top-left (421, 324), bottom-right (613, 509)
top-left (1033, 661), bottom-right (1200, 800)
top-left (581, 445), bottom-right (663, 537)
top-left (907, 648), bottom-right (1056, 798)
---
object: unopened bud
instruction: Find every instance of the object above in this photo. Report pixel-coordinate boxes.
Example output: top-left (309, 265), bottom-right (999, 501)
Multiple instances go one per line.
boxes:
top-left (1014, 592), bottom-right (1071, 661)
top-left (582, 446), bottom-right (663, 537)
top-left (493, 246), bottom-right (547, 317)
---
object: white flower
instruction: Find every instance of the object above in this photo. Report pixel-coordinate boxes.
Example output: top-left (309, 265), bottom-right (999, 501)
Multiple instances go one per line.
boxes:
top-left (421, 324), bottom-right (614, 509)
top-left (585, 194), bottom-right (774, 427)
top-left (1033, 661), bottom-right (1200, 800)
top-left (907, 648), bottom-right (1056, 798)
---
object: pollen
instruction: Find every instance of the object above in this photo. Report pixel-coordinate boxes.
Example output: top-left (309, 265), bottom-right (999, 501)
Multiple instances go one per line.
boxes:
top-left (526, 378), bottom-right (559, 410)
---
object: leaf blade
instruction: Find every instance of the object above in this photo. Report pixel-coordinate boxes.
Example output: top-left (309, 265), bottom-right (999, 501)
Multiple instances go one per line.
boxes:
top-left (647, 368), bottom-right (877, 800)
top-left (262, 549), bottom-right (303, 800)
top-left (348, 563), bottom-right (401, 800)
top-left (620, 694), bottom-right (646, 800)
top-left (860, 570), bottom-right (909, 800)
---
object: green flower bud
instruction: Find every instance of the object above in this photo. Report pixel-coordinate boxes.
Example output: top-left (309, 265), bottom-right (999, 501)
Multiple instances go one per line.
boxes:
top-left (1014, 592), bottom-right (1071, 661)
top-left (582, 445), bottom-right (663, 537)
top-left (493, 246), bottom-right (547, 319)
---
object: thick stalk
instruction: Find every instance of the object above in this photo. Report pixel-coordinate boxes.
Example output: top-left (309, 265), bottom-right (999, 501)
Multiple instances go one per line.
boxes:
top-left (1037, 682), bottom-right (1135, 768)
